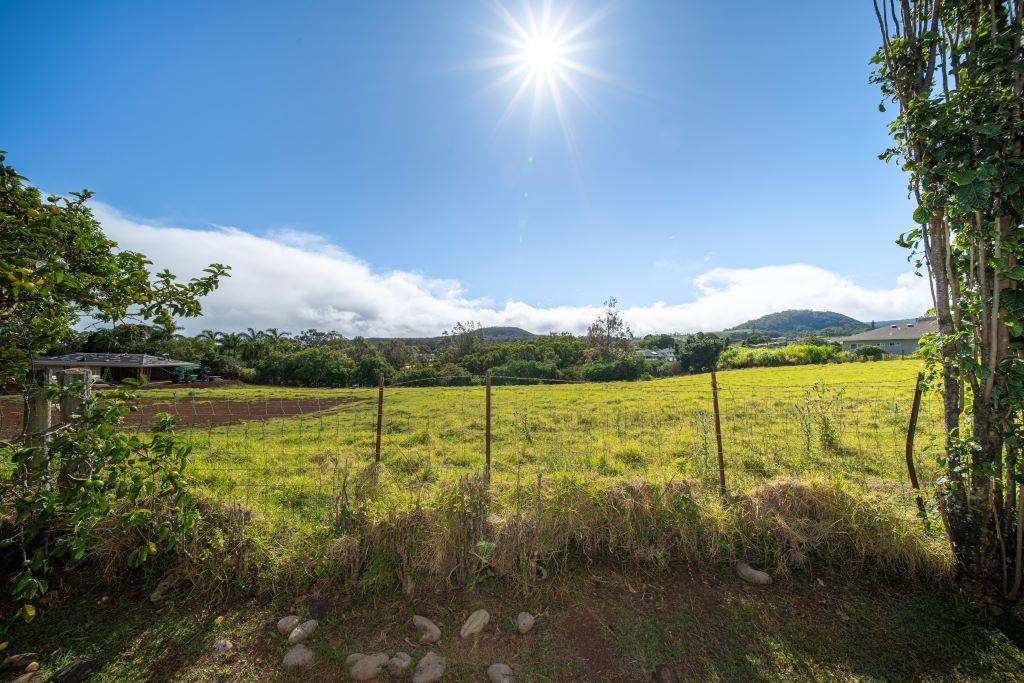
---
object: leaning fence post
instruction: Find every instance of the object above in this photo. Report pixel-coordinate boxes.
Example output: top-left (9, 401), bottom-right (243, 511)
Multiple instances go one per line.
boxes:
top-left (905, 371), bottom-right (926, 516)
top-left (711, 369), bottom-right (727, 498)
top-left (485, 370), bottom-right (492, 480)
top-left (375, 371), bottom-right (384, 464)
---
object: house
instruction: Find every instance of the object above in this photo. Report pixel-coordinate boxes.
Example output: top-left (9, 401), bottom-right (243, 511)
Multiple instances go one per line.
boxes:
top-left (639, 348), bottom-right (678, 363)
top-left (838, 318), bottom-right (938, 355)
top-left (32, 353), bottom-right (196, 383)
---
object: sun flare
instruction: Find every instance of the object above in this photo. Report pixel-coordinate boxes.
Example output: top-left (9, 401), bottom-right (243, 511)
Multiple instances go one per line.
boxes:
top-left (481, 1), bottom-right (614, 148)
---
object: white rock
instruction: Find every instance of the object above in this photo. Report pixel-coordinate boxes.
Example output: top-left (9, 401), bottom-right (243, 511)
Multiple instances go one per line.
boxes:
top-left (412, 652), bottom-right (446, 683)
top-left (214, 638), bottom-right (233, 654)
top-left (736, 561), bottom-right (772, 586)
top-left (412, 614), bottom-right (442, 644)
top-left (349, 652), bottom-right (389, 681)
top-left (345, 653), bottom-right (362, 666)
top-left (282, 643), bottom-right (315, 668)
top-left (277, 615), bottom-right (301, 636)
top-left (487, 662), bottom-right (514, 682)
top-left (148, 573), bottom-right (180, 603)
top-left (388, 651), bottom-right (413, 677)
top-left (288, 619), bottom-right (319, 644)
top-left (516, 611), bottom-right (535, 634)
top-left (460, 609), bottom-right (490, 638)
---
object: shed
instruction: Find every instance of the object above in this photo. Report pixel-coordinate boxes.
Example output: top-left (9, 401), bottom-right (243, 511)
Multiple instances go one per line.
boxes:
top-left (32, 353), bottom-right (195, 383)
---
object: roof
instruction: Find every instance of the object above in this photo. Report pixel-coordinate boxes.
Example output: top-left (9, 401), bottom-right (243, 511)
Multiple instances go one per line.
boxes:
top-left (838, 318), bottom-right (938, 343)
top-left (32, 353), bottom-right (194, 368)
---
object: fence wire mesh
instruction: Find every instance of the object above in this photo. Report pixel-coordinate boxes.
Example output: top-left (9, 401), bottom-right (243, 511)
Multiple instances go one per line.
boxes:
top-left (0, 374), bottom-right (942, 530)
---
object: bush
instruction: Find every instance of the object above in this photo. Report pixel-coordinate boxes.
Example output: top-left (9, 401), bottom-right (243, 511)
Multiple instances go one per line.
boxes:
top-left (255, 347), bottom-right (355, 387)
top-left (489, 359), bottom-right (560, 385)
top-left (393, 363), bottom-right (474, 387)
top-left (2, 385), bottom-right (197, 619)
top-left (580, 355), bottom-right (645, 381)
top-left (854, 345), bottom-right (885, 360)
top-left (717, 344), bottom-right (847, 369)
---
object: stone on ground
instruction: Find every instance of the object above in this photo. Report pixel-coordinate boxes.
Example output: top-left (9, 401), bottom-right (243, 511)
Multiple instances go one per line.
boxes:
top-left (487, 662), bottom-right (514, 682)
top-left (388, 651), bottom-right (413, 676)
top-left (276, 615), bottom-right (301, 636)
top-left (412, 652), bottom-right (446, 683)
top-left (214, 638), bottom-right (233, 654)
top-left (349, 652), bottom-right (389, 681)
top-left (49, 659), bottom-right (95, 683)
top-left (736, 561), bottom-right (772, 586)
top-left (282, 643), bottom-right (315, 669)
top-left (287, 619), bottom-right (319, 644)
top-left (412, 614), bottom-right (442, 644)
top-left (460, 609), bottom-right (490, 638)
top-left (653, 663), bottom-right (681, 682)
top-left (516, 611), bottom-right (535, 634)
top-left (1, 654), bottom-right (39, 671)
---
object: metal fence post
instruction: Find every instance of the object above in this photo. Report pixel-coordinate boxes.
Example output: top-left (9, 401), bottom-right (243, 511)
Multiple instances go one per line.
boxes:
top-left (711, 369), bottom-right (726, 498)
top-left (485, 370), bottom-right (492, 479)
top-left (375, 371), bottom-right (384, 464)
top-left (905, 371), bottom-right (926, 515)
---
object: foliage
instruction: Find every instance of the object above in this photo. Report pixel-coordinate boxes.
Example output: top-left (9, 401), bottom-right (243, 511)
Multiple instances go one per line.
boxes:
top-left (256, 347), bottom-right (356, 387)
top-left (675, 332), bottom-right (727, 373)
top-left (717, 344), bottom-right (848, 369)
top-left (1, 384), bottom-right (198, 620)
top-left (854, 345), bottom-right (885, 361)
top-left (872, 0), bottom-right (1024, 600)
top-left (586, 298), bottom-right (634, 360)
top-left (0, 152), bottom-right (227, 391)
top-left (580, 355), bottom-right (645, 381)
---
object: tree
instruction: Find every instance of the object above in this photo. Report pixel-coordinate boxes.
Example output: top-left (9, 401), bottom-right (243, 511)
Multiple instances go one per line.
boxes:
top-left (675, 333), bottom-right (727, 374)
top-left (378, 338), bottom-right (412, 369)
top-left (586, 298), bottom-right (633, 360)
top-left (0, 153), bottom-right (227, 616)
top-left (441, 321), bottom-right (484, 362)
top-left (872, 1), bottom-right (1024, 603)
top-left (0, 152), bottom-right (228, 391)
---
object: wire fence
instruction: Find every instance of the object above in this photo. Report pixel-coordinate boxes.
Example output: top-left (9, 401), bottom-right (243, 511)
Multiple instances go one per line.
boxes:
top-left (0, 372), bottom-right (943, 529)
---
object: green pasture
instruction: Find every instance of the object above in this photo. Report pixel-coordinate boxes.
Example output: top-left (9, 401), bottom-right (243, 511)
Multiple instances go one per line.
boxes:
top-left (137, 360), bottom-right (941, 529)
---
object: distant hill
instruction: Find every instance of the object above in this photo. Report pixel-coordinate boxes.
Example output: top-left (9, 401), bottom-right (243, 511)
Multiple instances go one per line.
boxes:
top-left (372, 326), bottom-right (537, 347)
top-left (725, 310), bottom-right (869, 338)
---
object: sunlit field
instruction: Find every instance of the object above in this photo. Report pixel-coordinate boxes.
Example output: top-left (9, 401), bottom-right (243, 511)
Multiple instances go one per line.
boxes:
top-left (124, 360), bottom-right (941, 531)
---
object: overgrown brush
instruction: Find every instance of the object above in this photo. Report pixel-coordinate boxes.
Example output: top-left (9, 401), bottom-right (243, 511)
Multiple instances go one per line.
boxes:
top-left (150, 472), bottom-right (952, 603)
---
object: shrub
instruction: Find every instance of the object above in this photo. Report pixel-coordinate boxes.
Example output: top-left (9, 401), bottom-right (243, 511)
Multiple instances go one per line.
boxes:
top-left (717, 344), bottom-right (847, 369)
top-left (256, 347), bottom-right (355, 387)
top-left (580, 355), bottom-right (645, 381)
top-left (854, 345), bottom-right (885, 360)
top-left (489, 360), bottom-right (559, 385)
top-left (2, 385), bottom-right (197, 620)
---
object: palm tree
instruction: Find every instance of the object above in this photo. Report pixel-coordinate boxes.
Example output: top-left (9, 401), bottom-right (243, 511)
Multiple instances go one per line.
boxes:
top-left (216, 332), bottom-right (243, 358)
top-left (197, 329), bottom-right (220, 342)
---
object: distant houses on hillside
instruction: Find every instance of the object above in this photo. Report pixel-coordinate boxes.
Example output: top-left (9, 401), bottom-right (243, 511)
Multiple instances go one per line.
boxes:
top-left (639, 348), bottom-right (677, 363)
top-left (838, 317), bottom-right (938, 355)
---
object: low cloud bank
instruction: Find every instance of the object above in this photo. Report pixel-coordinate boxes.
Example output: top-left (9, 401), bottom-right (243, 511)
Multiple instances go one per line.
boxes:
top-left (94, 203), bottom-right (931, 337)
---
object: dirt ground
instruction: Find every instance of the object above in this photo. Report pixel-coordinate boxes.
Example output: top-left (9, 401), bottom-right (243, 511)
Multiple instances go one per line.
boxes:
top-left (6, 565), bottom-right (1024, 681)
top-left (0, 394), bottom-right (366, 437)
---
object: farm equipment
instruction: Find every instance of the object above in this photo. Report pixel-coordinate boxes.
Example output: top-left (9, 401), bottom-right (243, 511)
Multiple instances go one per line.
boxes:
top-left (172, 364), bottom-right (210, 383)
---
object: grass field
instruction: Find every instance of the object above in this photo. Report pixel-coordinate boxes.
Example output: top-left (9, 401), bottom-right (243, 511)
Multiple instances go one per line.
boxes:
top-left (129, 360), bottom-right (940, 532)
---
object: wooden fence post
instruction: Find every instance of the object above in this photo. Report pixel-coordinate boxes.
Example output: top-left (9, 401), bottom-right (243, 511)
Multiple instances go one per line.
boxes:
top-left (26, 368), bottom-right (53, 471)
top-left (59, 368), bottom-right (93, 422)
top-left (485, 370), bottom-right (492, 480)
top-left (711, 369), bottom-right (727, 498)
top-left (375, 371), bottom-right (384, 464)
top-left (905, 371), bottom-right (926, 515)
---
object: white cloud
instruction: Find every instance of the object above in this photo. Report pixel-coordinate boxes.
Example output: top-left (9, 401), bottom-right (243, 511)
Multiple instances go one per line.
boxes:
top-left (93, 202), bottom-right (931, 336)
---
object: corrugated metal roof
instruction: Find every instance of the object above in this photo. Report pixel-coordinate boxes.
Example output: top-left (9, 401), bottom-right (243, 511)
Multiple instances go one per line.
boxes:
top-left (839, 318), bottom-right (938, 343)
top-left (32, 353), bottom-right (193, 368)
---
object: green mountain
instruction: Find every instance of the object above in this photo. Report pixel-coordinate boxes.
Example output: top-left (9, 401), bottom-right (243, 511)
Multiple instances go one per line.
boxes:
top-left (373, 326), bottom-right (537, 347)
top-left (726, 310), bottom-right (869, 338)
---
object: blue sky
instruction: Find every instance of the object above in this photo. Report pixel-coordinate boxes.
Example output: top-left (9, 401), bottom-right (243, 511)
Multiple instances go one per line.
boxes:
top-left (1, 1), bottom-right (928, 335)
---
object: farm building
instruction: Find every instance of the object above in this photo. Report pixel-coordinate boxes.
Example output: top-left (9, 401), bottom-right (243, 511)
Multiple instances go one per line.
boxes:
top-left (639, 348), bottom-right (678, 363)
top-left (32, 353), bottom-right (197, 383)
top-left (838, 318), bottom-right (938, 355)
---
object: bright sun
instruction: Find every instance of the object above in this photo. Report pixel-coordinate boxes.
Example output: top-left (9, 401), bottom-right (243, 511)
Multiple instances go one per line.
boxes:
top-left (480, 1), bottom-right (613, 147)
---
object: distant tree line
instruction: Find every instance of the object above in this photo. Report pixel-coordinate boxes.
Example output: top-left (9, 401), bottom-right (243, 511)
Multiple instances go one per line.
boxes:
top-left (51, 301), bottom-right (894, 388)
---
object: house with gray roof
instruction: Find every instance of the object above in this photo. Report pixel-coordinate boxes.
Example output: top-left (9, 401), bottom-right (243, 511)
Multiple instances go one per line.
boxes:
top-left (32, 353), bottom-right (196, 383)
top-left (837, 318), bottom-right (937, 355)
